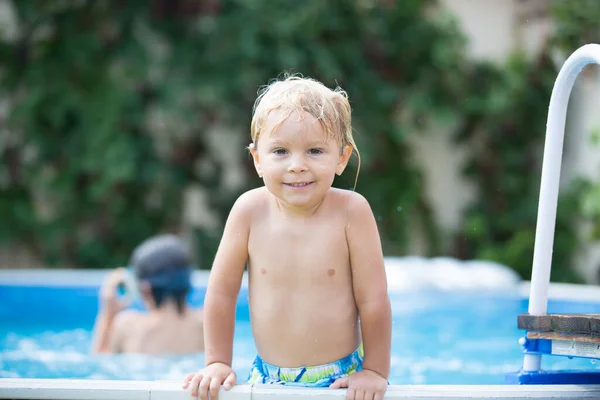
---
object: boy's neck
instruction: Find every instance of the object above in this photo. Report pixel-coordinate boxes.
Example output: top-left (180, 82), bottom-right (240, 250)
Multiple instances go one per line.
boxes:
top-left (150, 299), bottom-right (186, 317)
top-left (273, 196), bottom-right (325, 218)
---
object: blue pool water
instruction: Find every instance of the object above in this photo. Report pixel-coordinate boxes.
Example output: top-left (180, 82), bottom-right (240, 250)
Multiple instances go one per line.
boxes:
top-left (2, 283), bottom-right (600, 384)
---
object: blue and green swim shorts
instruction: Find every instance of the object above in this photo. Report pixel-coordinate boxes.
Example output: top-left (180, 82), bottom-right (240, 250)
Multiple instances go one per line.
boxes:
top-left (248, 344), bottom-right (364, 387)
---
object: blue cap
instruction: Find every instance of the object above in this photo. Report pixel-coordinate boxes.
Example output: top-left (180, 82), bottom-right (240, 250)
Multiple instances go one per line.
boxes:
top-left (129, 234), bottom-right (192, 290)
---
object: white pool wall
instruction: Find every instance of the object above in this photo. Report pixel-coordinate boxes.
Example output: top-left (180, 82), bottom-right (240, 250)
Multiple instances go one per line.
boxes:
top-left (2, 256), bottom-right (600, 304)
top-left (2, 379), bottom-right (600, 400)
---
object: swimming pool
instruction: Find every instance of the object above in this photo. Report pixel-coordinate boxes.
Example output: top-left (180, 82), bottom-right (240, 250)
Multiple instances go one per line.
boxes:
top-left (2, 260), bottom-right (600, 385)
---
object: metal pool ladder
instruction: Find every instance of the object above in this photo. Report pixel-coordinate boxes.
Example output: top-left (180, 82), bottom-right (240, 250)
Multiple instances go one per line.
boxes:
top-left (507, 43), bottom-right (600, 385)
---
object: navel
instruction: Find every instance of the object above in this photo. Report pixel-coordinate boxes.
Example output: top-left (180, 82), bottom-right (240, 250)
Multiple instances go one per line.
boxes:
top-left (327, 268), bottom-right (336, 277)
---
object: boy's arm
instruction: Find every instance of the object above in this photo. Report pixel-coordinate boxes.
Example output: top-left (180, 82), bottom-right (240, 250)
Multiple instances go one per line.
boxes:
top-left (91, 308), bottom-right (134, 354)
top-left (91, 308), bottom-right (117, 354)
top-left (203, 193), bottom-right (253, 367)
top-left (91, 269), bottom-right (130, 354)
top-left (345, 192), bottom-right (392, 379)
top-left (108, 311), bottom-right (137, 353)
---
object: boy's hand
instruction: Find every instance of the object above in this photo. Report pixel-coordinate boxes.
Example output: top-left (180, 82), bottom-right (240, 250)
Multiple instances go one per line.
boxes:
top-left (330, 369), bottom-right (388, 400)
top-left (182, 362), bottom-right (236, 400)
top-left (99, 268), bottom-right (129, 317)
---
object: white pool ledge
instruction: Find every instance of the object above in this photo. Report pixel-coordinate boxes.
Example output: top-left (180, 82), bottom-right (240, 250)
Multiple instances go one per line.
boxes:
top-left (2, 379), bottom-right (600, 400)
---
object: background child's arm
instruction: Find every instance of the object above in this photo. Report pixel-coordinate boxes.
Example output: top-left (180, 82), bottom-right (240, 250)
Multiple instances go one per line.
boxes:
top-left (345, 192), bottom-right (392, 379)
top-left (203, 193), bottom-right (253, 367)
top-left (90, 268), bottom-right (130, 354)
top-left (90, 309), bottom-right (117, 353)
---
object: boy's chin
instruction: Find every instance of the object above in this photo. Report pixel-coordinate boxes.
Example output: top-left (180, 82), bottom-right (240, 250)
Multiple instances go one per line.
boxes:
top-left (281, 193), bottom-right (325, 209)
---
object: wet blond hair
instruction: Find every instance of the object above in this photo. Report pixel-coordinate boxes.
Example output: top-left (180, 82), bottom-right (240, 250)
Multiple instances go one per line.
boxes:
top-left (250, 74), bottom-right (361, 188)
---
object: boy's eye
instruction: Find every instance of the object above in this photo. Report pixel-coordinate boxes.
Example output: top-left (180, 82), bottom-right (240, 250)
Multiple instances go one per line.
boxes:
top-left (273, 148), bottom-right (288, 155)
top-left (308, 148), bottom-right (323, 155)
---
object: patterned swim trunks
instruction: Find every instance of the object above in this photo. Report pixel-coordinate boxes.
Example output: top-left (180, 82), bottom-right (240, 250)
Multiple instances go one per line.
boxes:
top-left (248, 344), bottom-right (364, 387)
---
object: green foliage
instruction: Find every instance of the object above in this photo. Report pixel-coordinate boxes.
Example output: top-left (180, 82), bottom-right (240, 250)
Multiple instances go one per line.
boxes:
top-left (452, 0), bottom-right (600, 282)
top-left (552, 0), bottom-right (600, 248)
top-left (1, 1), bottom-right (224, 267)
top-left (552, 0), bottom-right (600, 51)
top-left (452, 53), bottom-right (555, 280)
top-left (0, 0), bottom-right (597, 282)
top-left (1, 0), bottom-right (466, 268)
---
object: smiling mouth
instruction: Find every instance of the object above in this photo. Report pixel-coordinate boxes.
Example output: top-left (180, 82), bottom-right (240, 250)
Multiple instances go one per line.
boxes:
top-left (284, 182), bottom-right (314, 188)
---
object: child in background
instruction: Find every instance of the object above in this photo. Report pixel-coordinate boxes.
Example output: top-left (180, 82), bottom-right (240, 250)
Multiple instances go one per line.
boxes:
top-left (92, 234), bottom-right (204, 355)
top-left (183, 75), bottom-right (391, 400)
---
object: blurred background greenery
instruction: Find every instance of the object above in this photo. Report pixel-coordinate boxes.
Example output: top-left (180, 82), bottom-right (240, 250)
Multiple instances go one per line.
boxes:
top-left (1, 0), bottom-right (600, 283)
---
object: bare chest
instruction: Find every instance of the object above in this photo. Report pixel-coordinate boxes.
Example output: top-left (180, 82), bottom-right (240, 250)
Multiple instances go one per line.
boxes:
top-left (248, 217), bottom-right (350, 282)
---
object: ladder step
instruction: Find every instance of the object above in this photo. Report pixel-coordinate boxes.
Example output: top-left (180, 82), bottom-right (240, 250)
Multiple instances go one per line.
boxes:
top-left (527, 331), bottom-right (600, 343)
top-left (518, 313), bottom-right (600, 335)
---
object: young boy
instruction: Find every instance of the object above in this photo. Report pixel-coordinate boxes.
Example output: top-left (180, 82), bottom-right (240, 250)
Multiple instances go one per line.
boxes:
top-left (91, 234), bottom-right (204, 355)
top-left (183, 76), bottom-right (391, 400)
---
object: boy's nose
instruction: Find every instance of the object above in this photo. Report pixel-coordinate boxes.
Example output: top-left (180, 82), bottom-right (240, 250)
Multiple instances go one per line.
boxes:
top-left (287, 154), bottom-right (308, 172)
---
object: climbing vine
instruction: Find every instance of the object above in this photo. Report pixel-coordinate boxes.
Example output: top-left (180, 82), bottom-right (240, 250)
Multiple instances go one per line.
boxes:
top-left (0, 0), bottom-right (597, 282)
top-left (0, 0), bottom-right (466, 268)
top-left (453, 0), bottom-right (600, 282)
top-left (452, 52), bottom-right (582, 282)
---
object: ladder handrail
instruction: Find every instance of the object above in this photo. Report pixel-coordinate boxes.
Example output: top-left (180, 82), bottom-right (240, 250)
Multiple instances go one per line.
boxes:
top-left (524, 43), bottom-right (600, 372)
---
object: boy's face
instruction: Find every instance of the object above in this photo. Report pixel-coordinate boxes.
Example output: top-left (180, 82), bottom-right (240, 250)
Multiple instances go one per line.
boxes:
top-left (250, 110), bottom-right (352, 210)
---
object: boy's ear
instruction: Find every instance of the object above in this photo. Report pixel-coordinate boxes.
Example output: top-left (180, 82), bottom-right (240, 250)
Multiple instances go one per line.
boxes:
top-left (249, 143), bottom-right (263, 178)
top-left (139, 281), bottom-right (156, 308)
top-left (336, 145), bottom-right (353, 176)
top-left (139, 281), bottom-right (151, 294)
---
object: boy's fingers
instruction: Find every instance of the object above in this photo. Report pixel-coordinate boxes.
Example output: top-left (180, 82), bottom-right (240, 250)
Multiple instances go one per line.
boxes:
top-left (224, 373), bottom-right (236, 390)
top-left (329, 377), bottom-right (349, 388)
top-left (345, 387), bottom-right (356, 400)
top-left (198, 376), bottom-right (211, 400)
top-left (189, 374), bottom-right (203, 398)
top-left (374, 393), bottom-right (383, 400)
top-left (209, 378), bottom-right (221, 400)
top-left (182, 373), bottom-right (195, 388)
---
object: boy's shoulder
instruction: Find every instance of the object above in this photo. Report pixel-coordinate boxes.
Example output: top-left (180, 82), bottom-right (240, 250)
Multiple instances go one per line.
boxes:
top-left (114, 309), bottom-right (145, 328)
top-left (226, 187), bottom-right (269, 223)
top-left (110, 309), bottom-right (145, 346)
top-left (191, 307), bottom-right (204, 323)
top-left (325, 188), bottom-right (373, 221)
top-left (232, 187), bottom-right (269, 211)
top-left (239, 186), bottom-right (269, 201)
top-left (326, 187), bottom-right (370, 208)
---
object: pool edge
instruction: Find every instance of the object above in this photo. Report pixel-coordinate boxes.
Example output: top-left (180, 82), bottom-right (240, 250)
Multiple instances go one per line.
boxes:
top-left (3, 268), bottom-right (600, 303)
top-left (1, 379), bottom-right (600, 400)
